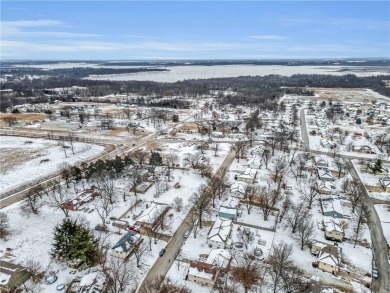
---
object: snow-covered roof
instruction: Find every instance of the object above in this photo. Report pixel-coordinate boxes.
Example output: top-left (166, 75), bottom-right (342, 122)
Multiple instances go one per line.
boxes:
top-left (315, 157), bottom-right (329, 166)
top-left (79, 271), bottom-right (106, 293)
top-left (208, 217), bottom-right (232, 243)
top-left (230, 182), bottom-right (247, 195)
top-left (218, 206), bottom-right (237, 216)
top-left (220, 196), bottom-right (240, 208)
top-left (318, 245), bottom-right (341, 267)
top-left (136, 202), bottom-right (167, 224)
top-left (321, 198), bottom-right (344, 217)
top-left (323, 217), bottom-right (344, 233)
top-left (247, 156), bottom-right (261, 166)
top-left (112, 231), bottom-right (141, 253)
top-left (317, 181), bottom-right (335, 192)
top-left (317, 167), bottom-right (334, 180)
top-left (379, 177), bottom-right (390, 187)
top-left (238, 168), bottom-right (257, 179)
top-left (206, 249), bottom-right (231, 269)
top-left (188, 263), bottom-right (215, 280)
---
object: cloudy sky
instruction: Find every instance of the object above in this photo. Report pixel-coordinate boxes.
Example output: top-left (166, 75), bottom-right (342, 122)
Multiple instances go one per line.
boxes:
top-left (1, 1), bottom-right (389, 60)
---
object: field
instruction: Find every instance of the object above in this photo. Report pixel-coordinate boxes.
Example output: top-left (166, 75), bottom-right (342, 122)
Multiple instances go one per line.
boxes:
top-left (0, 136), bottom-right (105, 195)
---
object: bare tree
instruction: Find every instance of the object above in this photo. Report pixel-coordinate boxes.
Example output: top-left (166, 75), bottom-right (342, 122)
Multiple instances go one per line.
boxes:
top-left (188, 184), bottom-right (212, 229)
top-left (231, 253), bottom-right (263, 293)
top-left (232, 141), bottom-right (248, 162)
top-left (257, 185), bottom-right (281, 221)
top-left (132, 149), bottom-right (149, 165)
top-left (285, 201), bottom-right (310, 234)
top-left (94, 174), bottom-right (116, 204)
top-left (132, 240), bottom-right (151, 268)
top-left (93, 194), bottom-right (114, 229)
top-left (213, 143), bottom-right (220, 157)
top-left (182, 151), bottom-right (204, 169)
top-left (267, 242), bottom-right (295, 293)
top-left (21, 186), bottom-right (44, 215)
top-left (104, 257), bottom-right (138, 293)
top-left (96, 233), bottom-right (111, 270)
top-left (172, 197), bottom-right (184, 212)
top-left (128, 169), bottom-right (142, 199)
top-left (185, 212), bottom-right (200, 238)
top-left (49, 184), bottom-right (72, 217)
top-left (67, 133), bottom-right (77, 155)
top-left (334, 157), bottom-right (346, 179)
top-left (198, 161), bottom-right (212, 178)
top-left (295, 219), bottom-right (316, 250)
top-left (297, 176), bottom-right (318, 209)
top-left (2, 116), bottom-right (17, 126)
top-left (0, 212), bottom-right (10, 238)
top-left (341, 177), bottom-right (351, 193)
top-left (278, 195), bottom-right (291, 223)
top-left (261, 147), bottom-right (272, 169)
top-left (347, 181), bottom-right (364, 213)
top-left (352, 204), bottom-right (366, 248)
top-left (270, 156), bottom-right (288, 192)
top-left (165, 153), bottom-right (179, 181)
top-left (238, 228), bottom-right (255, 250)
top-left (25, 259), bottom-right (44, 283)
top-left (242, 185), bottom-right (258, 215)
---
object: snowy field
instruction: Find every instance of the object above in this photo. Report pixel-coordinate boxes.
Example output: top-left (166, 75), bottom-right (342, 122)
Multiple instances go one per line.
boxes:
top-left (85, 65), bottom-right (390, 82)
top-left (0, 136), bottom-right (105, 195)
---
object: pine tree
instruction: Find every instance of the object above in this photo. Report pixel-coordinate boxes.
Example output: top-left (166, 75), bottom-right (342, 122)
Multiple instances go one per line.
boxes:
top-left (149, 151), bottom-right (162, 166)
top-left (52, 219), bottom-right (98, 265)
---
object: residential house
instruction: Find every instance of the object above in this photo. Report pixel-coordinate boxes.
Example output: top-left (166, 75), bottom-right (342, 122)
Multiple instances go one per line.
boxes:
top-left (321, 197), bottom-right (344, 218)
top-left (211, 131), bottom-right (224, 138)
top-left (317, 245), bottom-right (342, 274)
top-left (230, 182), bottom-right (247, 198)
top-left (236, 168), bottom-right (257, 184)
top-left (207, 217), bottom-right (232, 249)
top-left (206, 249), bottom-right (232, 269)
top-left (352, 145), bottom-right (376, 154)
top-left (310, 240), bottom-right (329, 256)
top-left (247, 156), bottom-right (262, 169)
top-left (317, 167), bottom-right (335, 182)
top-left (323, 217), bottom-right (344, 241)
top-left (317, 181), bottom-right (335, 195)
top-left (79, 271), bottom-right (107, 293)
top-left (111, 231), bottom-right (142, 259)
top-left (0, 261), bottom-right (30, 293)
top-left (62, 189), bottom-right (98, 211)
top-left (379, 177), bottom-right (390, 191)
top-left (315, 157), bottom-right (329, 168)
top-left (218, 206), bottom-right (238, 220)
top-left (135, 202), bottom-right (170, 229)
top-left (187, 261), bottom-right (218, 287)
top-left (320, 139), bottom-right (336, 149)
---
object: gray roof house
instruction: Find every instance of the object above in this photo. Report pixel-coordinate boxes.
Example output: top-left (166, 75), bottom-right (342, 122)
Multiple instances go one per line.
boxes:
top-left (111, 231), bottom-right (142, 259)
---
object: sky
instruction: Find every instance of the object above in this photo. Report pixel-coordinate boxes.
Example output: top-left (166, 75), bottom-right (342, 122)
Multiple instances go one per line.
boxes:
top-left (1, 1), bottom-right (389, 60)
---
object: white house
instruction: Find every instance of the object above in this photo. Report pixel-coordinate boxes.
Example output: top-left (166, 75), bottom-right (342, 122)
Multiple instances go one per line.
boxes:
top-left (315, 157), bottom-right (329, 168)
top-left (247, 156), bottom-right (262, 169)
top-left (321, 197), bottom-right (344, 218)
top-left (111, 231), bottom-right (142, 259)
top-left (317, 181), bottom-right (336, 195)
top-left (323, 217), bottom-right (344, 241)
top-left (317, 245), bottom-right (342, 274)
top-left (207, 217), bottom-right (232, 249)
top-left (230, 182), bottom-right (247, 198)
top-left (236, 168), bottom-right (257, 184)
top-left (206, 249), bottom-right (231, 269)
top-left (317, 167), bottom-right (335, 181)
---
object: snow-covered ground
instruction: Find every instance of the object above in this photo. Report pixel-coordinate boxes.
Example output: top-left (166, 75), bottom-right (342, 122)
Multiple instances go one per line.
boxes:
top-left (85, 65), bottom-right (390, 82)
top-left (0, 136), bottom-right (105, 194)
top-left (374, 204), bottom-right (390, 245)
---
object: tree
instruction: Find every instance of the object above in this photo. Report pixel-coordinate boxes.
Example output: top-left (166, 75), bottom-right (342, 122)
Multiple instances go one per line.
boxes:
top-left (231, 253), bottom-right (263, 293)
top-left (173, 197), bottom-right (184, 212)
top-left (132, 149), bottom-right (149, 165)
top-left (242, 185), bottom-right (258, 215)
top-left (257, 185), bottom-right (281, 221)
top-left (286, 201), bottom-right (310, 234)
top-left (347, 180), bottom-right (364, 213)
top-left (172, 114), bottom-right (179, 122)
top-left (0, 212), bottom-right (10, 238)
top-left (232, 141), bottom-right (248, 162)
top-left (270, 156), bottom-right (288, 192)
top-left (165, 153), bottom-right (179, 181)
top-left (94, 174), bottom-right (116, 204)
top-left (49, 184), bottom-right (72, 217)
top-left (93, 193), bottom-right (114, 229)
top-left (51, 218), bottom-right (99, 265)
top-left (352, 204), bottom-right (366, 248)
top-left (267, 242), bottom-right (295, 293)
top-left (58, 162), bottom-right (72, 187)
top-left (278, 195), bottom-right (291, 223)
top-left (149, 151), bottom-right (162, 166)
top-left (25, 259), bottom-right (44, 283)
top-left (295, 219), bottom-right (316, 250)
top-left (182, 151), bottom-right (204, 169)
top-left (128, 169), bottom-right (143, 199)
top-left (297, 176), bottom-right (318, 209)
top-left (334, 157), bottom-right (346, 178)
top-left (213, 143), bottom-right (220, 157)
top-left (104, 257), bottom-right (138, 293)
top-left (132, 240), bottom-right (151, 267)
top-left (21, 186), bottom-right (44, 215)
top-left (198, 161), bottom-right (212, 178)
top-left (188, 184), bottom-right (212, 229)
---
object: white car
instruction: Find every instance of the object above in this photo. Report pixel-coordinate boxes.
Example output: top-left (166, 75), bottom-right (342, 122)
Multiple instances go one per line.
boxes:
top-left (184, 231), bottom-right (190, 238)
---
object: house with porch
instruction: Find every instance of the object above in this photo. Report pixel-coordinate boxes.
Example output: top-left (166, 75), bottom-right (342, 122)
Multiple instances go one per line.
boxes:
top-left (207, 217), bottom-right (232, 249)
top-left (111, 231), bottom-right (142, 259)
top-left (321, 197), bottom-right (344, 218)
top-left (317, 167), bottom-right (335, 182)
top-left (236, 168), bottom-right (257, 184)
top-left (317, 245), bottom-right (342, 274)
top-left (323, 217), bottom-right (344, 241)
top-left (230, 182), bottom-right (247, 198)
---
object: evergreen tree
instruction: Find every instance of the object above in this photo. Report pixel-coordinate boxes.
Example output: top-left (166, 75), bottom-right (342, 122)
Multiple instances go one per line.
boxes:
top-left (52, 219), bottom-right (98, 265)
top-left (172, 114), bottom-right (179, 122)
top-left (149, 151), bottom-right (162, 166)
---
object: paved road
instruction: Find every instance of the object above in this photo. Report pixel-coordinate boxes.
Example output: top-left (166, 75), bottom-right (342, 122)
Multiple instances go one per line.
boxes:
top-left (346, 160), bottom-right (390, 293)
top-left (138, 150), bottom-right (236, 292)
top-left (300, 108), bottom-right (390, 293)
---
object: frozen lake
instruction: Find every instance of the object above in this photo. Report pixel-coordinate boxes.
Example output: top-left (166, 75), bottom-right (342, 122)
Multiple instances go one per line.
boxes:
top-left (85, 64), bottom-right (390, 82)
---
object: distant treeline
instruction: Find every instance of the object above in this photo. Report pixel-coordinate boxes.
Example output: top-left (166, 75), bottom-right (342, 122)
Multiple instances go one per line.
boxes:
top-left (1, 73), bottom-right (389, 112)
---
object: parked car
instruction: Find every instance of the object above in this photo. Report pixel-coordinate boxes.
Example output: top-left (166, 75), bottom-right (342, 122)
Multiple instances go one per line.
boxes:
top-left (184, 231), bottom-right (190, 238)
top-left (44, 275), bottom-right (57, 285)
top-left (159, 248), bottom-right (166, 257)
top-left (372, 269), bottom-right (379, 279)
